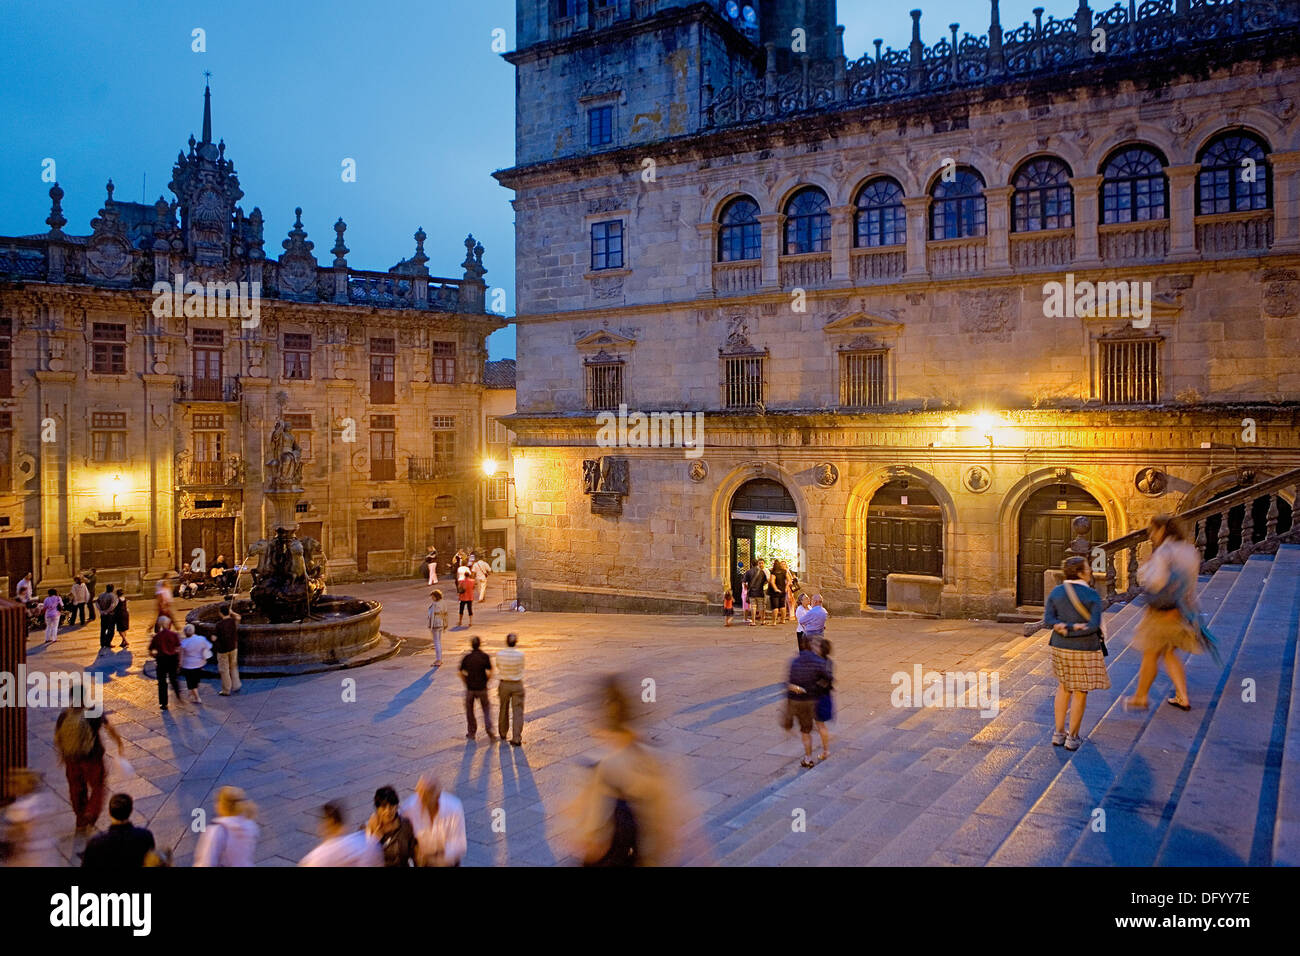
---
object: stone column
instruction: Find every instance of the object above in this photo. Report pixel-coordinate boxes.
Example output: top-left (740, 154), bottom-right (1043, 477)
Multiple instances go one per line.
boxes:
top-left (903, 196), bottom-right (931, 278)
top-left (984, 185), bottom-right (1014, 273)
top-left (758, 213), bottom-right (784, 289)
top-left (696, 221), bottom-right (718, 297)
top-left (1166, 163), bottom-right (1200, 260)
top-left (1270, 150), bottom-right (1300, 252)
top-left (326, 379), bottom-right (358, 579)
top-left (34, 371), bottom-right (75, 587)
top-left (1070, 174), bottom-right (1104, 268)
top-left (830, 205), bottom-right (854, 285)
top-left (240, 377), bottom-right (271, 545)
top-left (142, 373), bottom-right (179, 581)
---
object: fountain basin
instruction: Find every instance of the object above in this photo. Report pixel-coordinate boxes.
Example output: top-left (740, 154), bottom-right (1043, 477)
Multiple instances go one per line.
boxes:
top-left (186, 595), bottom-right (397, 675)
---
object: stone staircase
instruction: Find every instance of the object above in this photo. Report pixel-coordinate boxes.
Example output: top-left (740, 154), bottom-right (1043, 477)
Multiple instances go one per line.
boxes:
top-left (689, 545), bottom-right (1300, 866)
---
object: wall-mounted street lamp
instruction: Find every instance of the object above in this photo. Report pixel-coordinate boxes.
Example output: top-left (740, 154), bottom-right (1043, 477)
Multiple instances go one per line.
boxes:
top-left (972, 412), bottom-right (998, 448)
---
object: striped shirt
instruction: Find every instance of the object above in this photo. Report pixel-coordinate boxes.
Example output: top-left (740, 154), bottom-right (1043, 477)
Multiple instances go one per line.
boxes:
top-left (495, 647), bottom-right (524, 682)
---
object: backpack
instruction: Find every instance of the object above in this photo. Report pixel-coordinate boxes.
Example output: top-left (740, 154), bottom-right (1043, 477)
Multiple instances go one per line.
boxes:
top-left (56, 712), bottom-right (95, 761)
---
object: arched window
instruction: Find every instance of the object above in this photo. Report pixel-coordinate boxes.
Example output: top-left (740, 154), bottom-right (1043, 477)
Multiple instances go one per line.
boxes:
top-left (718, 197), bottom-right (761, 262)
top-left (1197, 130), bottom-right (1270, 215)
top-left (930, 168), bottom-right (986, 240)
top-left (854, 178), bottom-right (906, 248)
top-left (1101, 146), bottom-right (1168, 224)
top-left (783, 187), bottom-right (831, 255)
top-left (1012, 157), bottom-right (1074, 232)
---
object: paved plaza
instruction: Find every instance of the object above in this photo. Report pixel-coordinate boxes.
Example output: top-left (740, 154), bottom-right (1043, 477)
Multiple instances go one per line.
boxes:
top-left (16, 565), bottom-right (1294, 867)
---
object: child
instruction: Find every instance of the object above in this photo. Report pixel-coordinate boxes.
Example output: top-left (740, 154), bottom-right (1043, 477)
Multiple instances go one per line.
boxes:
top-left (723, 589), bottom-right (734, 627)
top-left (741, 581), bottom-right (750, 625)
top-left (456, 573), bottom-right (475, 628)
top-left (427, 589), bottom-right (447, 667)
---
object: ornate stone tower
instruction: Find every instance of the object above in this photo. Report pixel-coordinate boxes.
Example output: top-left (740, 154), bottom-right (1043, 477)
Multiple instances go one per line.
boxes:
top-left (168, 80), bottom-right (247, 270)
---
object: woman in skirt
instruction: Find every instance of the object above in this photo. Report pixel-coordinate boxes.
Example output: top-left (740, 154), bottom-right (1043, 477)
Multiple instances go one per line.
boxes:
top-left (1127, 514), bottom-right (1202, 712)
top-left (1043, 555), bottom-right (1109, 751)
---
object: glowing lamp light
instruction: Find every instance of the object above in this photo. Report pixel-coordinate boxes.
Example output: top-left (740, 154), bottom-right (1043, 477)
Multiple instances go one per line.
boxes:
top-left (482, 458), bottom-right (499, 478)
top-left (972, 412), bottom-right (999, 448)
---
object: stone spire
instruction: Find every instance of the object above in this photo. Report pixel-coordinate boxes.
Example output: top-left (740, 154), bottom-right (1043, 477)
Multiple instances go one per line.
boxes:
top-left (201, 74), bottom-right (213, 145)
top-left (45, 182), bottom-right (67, 236)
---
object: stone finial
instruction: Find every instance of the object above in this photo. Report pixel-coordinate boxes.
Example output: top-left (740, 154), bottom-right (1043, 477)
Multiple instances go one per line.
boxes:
top-left (105, 179), bottom-right (115, 204)
top-left (332, 218), bottom-right (349, 266)
top-left (461, 234), bottom-right (486, 281)
top-left (282, 207), bottom-right (314, 255)
top-left (911, 9), bottom-right (923, 44)
top-left (412, 226), bottom-right (429, 268)
top-left (45, 182), bottom-right (67, 235)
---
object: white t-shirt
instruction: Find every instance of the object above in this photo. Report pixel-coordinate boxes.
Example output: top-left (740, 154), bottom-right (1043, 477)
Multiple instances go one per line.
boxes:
top-left (472, 560), bottom-right (491, 582)
top-left (16, 580), bottom-right (32, 602)
top-left (179, 634), bottom-right (213, 670)
top-left (399, 791), bottom-right (467, 866)
top-left (194, 815), bottom-right (260, 867)
top-left (299, 830), bottom-right (382, 867)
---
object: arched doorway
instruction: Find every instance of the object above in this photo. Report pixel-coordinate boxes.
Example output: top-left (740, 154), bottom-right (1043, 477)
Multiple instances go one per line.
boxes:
top-left (1198, 485), bottom-right (1293, 561)
top-left (1016, 483), bottom-right (1109, 605)
top-left (729, 479), bottom-right (800, 600)
top-left (865, 480), bottom-right (943, 606)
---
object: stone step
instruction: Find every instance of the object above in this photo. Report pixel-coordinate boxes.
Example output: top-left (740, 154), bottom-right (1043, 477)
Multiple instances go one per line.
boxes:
top-left (1156, 545), bottom-right (1300, 865)
top-left (1274, 551), bottom-right (1300, 864)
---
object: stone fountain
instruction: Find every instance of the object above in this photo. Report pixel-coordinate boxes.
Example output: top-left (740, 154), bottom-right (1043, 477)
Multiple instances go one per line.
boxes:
top-left (187, 417), bottom-right (396, 675)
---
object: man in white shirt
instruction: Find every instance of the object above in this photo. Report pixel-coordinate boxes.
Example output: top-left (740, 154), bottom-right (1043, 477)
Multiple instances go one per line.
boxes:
top-left (798, 595), bottom-right (830, 653)
top-left (471, 553), bottom-right (492, 603)
top-left (495, 633), bottom-right (525, 746)
top-left (399, 774), bottom-right (467, 867)
top-left (299, 801), bottom-right (382, 867)
top-left (15, 573), bottom-right (33, 604)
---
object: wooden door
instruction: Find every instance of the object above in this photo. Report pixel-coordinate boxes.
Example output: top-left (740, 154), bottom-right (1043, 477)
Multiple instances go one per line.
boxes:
top-left (866, 511), bottom-right (943, 606)
top-left (180, 518), bottom-right (236, 572)
top-left (0, 537), bottom-right (33, 597)
top-left (296, 521), bottom-right (323, 545)
top-left (1016, 487), bottom-right (1108, 605)
top-left (356, 517), bottom-right (405, 573)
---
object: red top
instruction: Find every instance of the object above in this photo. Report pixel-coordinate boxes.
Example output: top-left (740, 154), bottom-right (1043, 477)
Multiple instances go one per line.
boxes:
top-left (723, 595), bottom-right (734, 609)
top-left (457, 577), bottom-right (474, 602)
top-left (150, 628), bottom-right (181, 657)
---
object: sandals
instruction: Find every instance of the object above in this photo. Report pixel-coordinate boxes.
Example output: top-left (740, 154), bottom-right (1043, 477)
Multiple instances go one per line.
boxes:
top-left (1122, 697), bottom-right (1149, 711)
top-left (799, 758), bottom-right (815, 769)
top-left (816, 751), bottom-right (829, 763)
top-left (1166, 697), bottom-right (1191, 711)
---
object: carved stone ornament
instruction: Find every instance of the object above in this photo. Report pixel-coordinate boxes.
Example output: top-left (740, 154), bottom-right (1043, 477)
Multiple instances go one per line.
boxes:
top-left (590, 276), bottom-right (624, 299)
top-left (582, 456), bottom-right (629, 497)
top-left (963, 465), bottom-right (991, 494)
top-left (688, 460), bottom-right (709, 483)
top-left (815, 463), bottom-right (839, 487)
top-left (1135, 467), bottom-right (1167, 497)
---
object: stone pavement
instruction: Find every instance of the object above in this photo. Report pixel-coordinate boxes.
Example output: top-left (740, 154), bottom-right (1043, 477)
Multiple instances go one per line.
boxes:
top-left (12, 561), bottom-right (1293, 867)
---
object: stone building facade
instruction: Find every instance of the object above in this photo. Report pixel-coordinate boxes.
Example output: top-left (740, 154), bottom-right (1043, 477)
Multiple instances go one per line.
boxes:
top-left (0, 86), bottom-right (504, 595)
top-left (497, 0), bottom-right (1300, 617)
top-left (482, 359), bottom-right (519, 569)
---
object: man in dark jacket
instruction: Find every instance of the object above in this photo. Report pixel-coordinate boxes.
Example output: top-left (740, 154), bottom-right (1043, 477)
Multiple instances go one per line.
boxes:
top-left (459, 636), bottom-right (496, 740)
top-left (82, 793), bottom-right (155, 868)
top-left (783, 636), bottom-right (831, 769)
top-left (95, 585), bottom-right (118, 652)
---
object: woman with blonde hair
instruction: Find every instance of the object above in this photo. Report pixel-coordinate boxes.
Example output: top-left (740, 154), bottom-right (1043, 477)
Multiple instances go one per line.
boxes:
top-left (1126, 514), bottom-right (1218, 712)
top-left (193, 786), bottom-right (260, 866)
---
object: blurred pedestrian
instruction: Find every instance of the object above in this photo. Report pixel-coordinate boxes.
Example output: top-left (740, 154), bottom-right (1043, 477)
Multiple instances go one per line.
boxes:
top-left (299, 802), bottom-right (382, 867)
top-left (155, 573), bottom-right (175, 624)
top-left (213, 602), bottom-right (242, 696)
top-left (496, 632), bottom-right (525, 746)
top-left (366, 785), bottom-right (417, 867)
top-left (2, 769), bottom-right (60, 866)
top-left (83, 569), bottom-right (98, 620)
top-left (814, 637), bottom-right (835, 749)
top-left (471, 552), bottom-right (492, 603)
top-left (399, 774), bottom-right (467, 867)
top-left (81, 794), bottom-right (155, 868)
top-left (54, 702), bottom-right (123, 832)
top-left (427, 589), bottom-right (447, 667)
top-left (194, 786), bottom-right (260, 867)
top-left (15, 572), bottom-right (32, 604)
top-left (179, 624), bottom-right (213, 704)
top-left (784, 635), bottom-right (831, 768)
top-left (460, 636), bottom-right (495, 740)
top-left (148, 616), bottom-right (183, 711)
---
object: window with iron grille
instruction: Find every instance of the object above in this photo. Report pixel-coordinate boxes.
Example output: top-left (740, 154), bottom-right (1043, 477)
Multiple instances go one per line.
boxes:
top-left (839, 351), bottom-right (888, 408)
top-left (784, 188), bottom-right (831, 254)
top-left (370, 337), bottom-right (396, 404)
top-left (284, 413), bottom-right (312, 460)
top-left (370, 415), bottom-right (396, 481)
top-left (1098, 337), bottom-right (1161, 405)
top-left (854, 179), bottom-right (906, 248)
top-left (591, 220), bottom-right (623, 270)
top-left (431, 341), bottom-right (456, 384)
top-left (283, 332), bottom-right (312, 379)
top-left (722, 354), bottom-right (766, 409)
top-left (1012, 157), bottom-right (1074, 232)
top-left (91, 323), bottom-right (127, 374)
top-left (930, 169), bottom-right (987, 240)
top-left (718, 198), bottom-right (762, 261)
top-left (91, 412), bottom-right (127, 462)
top-left (584, 360), bottom-right (624, 410)
top-left (1197, 131), bottom-right (1271, 215)
top-left (1101, 146), bottom-right (1168, 224)
top-left (193, 328), bottom-right (224, 347)
top-left (588, 106), bottom-right (613, 147)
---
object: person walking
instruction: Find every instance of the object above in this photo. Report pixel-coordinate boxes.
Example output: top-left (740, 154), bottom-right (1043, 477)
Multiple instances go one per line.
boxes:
top-left (456, 570), bottom-right (475, 628)
top-left (427, 589), bottom-right (447, 667)
top-left (213, 602), bottom-right (242, 696)
top-left (148, 616), bottom-right (183, 711)
top-left (70, 576), bottom-right (91, 627)
top-left (54, 703), bottom-right (124, 832)
top-left (424, 548), bottom-right (439, 586)
top-left (81, 794), bottom-right (156, 868)
top-left (744, 559), bottom-right (769, 626)
top-left (496, 632), bottom-right (525, 746)
top-left (41, 588), bottom-right (63, 644)
top-left (471, 552), bottom-right (492, 603)
top-left (1044, 556), bottom-right (1109, 750)
top-left (400, 774), bottom-right (468, 867)
top-left (194, 786), bottom-right (260, 867)
top-left (814, 637), bottom-right (835, 756)
top-left (366, 786), bottom-right (418, 867)
top-left (113, 587), bottom-right (130, 649)
top-left (460, 636), bottom-right (495, 740)
top-left (179, 624), bottom-right (213, 704)
top-left (768, 560), bottom-right (789, 626)
top-left (155, 573), bottom-right (175, 624)
top-left (1126, 514), bottom-right (1215, 712)
top-left (784, 635), bottom-right (832, 769)
top-left (2, 769), bottom-right (61, 866)
top-left (299, 802), bottom-right (382, 867)
top-left (95, 584), bottom-right (119, 652)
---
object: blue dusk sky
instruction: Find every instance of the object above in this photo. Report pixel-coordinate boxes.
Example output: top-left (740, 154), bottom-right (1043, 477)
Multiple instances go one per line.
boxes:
top-left (0, 0), bottom-right (1059, 360)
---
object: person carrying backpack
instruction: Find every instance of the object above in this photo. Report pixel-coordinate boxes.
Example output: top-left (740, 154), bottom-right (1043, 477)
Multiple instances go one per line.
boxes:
top-left (95, 585), bottom-right (119, 652)
top-left (54, 704), bottom-right (123, 832)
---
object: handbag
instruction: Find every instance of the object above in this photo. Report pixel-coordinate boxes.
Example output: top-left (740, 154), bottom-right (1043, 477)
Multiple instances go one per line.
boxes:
top-left (1063, 581), bottom-right (1107, 656)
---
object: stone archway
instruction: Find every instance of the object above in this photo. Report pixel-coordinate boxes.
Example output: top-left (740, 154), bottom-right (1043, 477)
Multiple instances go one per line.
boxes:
top-left (710, 463), bottom-right (808, 587)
